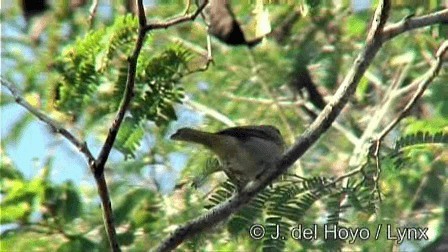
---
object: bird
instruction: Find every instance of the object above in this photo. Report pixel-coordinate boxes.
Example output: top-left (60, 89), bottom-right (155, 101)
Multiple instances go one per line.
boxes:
top-left (170, 125), bottom-right (285, 189)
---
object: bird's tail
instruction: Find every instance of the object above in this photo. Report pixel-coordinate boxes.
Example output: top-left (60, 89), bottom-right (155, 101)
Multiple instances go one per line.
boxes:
top-left (170, 128), bottom-right (218, 148)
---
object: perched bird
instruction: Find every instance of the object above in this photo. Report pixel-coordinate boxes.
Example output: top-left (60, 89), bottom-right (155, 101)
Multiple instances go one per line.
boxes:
top-left (171, 125), bottom-right (285, 189)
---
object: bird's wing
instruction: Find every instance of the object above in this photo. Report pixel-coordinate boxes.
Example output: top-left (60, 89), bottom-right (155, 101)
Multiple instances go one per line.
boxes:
top-left (217, 125), bottom-right (279, 142)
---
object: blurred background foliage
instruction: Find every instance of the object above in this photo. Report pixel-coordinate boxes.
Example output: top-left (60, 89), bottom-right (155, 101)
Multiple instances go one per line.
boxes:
top-left (1, 0), bottom-right (447, 251)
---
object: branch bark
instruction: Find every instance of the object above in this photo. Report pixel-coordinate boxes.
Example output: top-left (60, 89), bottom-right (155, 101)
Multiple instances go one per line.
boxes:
top-left (144, 0), bottom-right (208, 31)
top-left (0, 78), bottom-right (95, 165)
top-left (3, 1), bottom-right (209, 251)
top-left (158, 3), bottom-right (448, 251)
top-left (377, 40), bottom-right (448, 143)
top-left (381, 8), bottom-right (448, 43)
top-left (155, 1), bottom-right (392, 251)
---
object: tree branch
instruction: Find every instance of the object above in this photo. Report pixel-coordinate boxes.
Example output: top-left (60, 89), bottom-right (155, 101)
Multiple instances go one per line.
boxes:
top-left (1, 78), bottom-right (122, 251)
top-left (0, 77), bottom-right (95, 165)
top-left (154, 3), bottom-right (448, 251)
top-left (4, 1), bottom-right (210, 251)
top-left (185, 99), bottom-right (236, 127)
top-left (88, 3), bottom-right (151, 249)
top-left (376, 40), bottom-right (448, 143)
top-left (92, 1), bottom-right (209, 250)
top-left (95, 0), bottom-right (148, 173)
top-left (350, 61), bottom-right (413, 162)
top-left (381, 8), bottom-right (448, 43)
top-left (95, 0), bottom-right (208, 174)
top-left (224, 92), bottom-right (303, 106)
top-left (155, 1), bottom-right (392, 251)
top-left (88, 0), bottom-right (99, 27)
top-left (144, 0), bottom-right (208, 31)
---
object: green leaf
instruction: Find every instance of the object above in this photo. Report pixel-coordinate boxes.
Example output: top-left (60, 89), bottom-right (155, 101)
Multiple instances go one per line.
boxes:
top-left (57, 237), bottom-right (97, 252)
top-left (114, 188), bottom-right (155, 225)
top-left (1, 231), bottom-right (65, 251)
top-left (394, 131), bottom-right (448, 151)
top-left (403, 118), bottom-right (448, 135)
top-left (114, 118), bottom-right (145, 158)
top-left (0, 159), bottom-right (23, 180)
top-left (61, 181), bottom-right (82, 222)
top-left (0, 202), bottom-right (31, 224)
top-left (346, 13), bottom-right (368, 38)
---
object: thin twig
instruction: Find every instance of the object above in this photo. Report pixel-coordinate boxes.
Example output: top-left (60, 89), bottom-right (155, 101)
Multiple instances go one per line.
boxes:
top-left (155, 1), bottom-right (392, 251)
top-left (358, 41), bottom-right (447, 205)
top-left (376, 40), bottom-right (448, 143)
top-left (247, 52), bottom-right (296, 143)
top-left (224, 92), bottom-right (304, 106)
top-left (394, 73), bottom-right (425, 97)
top-left (347, 8), bottom-right (448, 167)
top-left (94, 1), bottom-right (207, 247)
top-left (92, 1), bottom-right (209, 250)
top-left (90, 3), bottom-right (150, 248)
top-left (5, 1), bottom-right (211, 251)
top-left (323, 160), bottom-right (369, 189)
top-left (1, 78), bottom-right (121, 251)
top-left (185, 99), bottom-right (236, 127)
top-left (373, 152), bottom-right (382, 202)
top-left (183, 0), bottom-right (192, 15)
top-left (166, 36), bottom-right (214, 73)
top-left (144, 0), bottom-right (208, 31)
top-left (95, 0), bottom-right (148, 172)
top-left (0, 77), bottom-right (95, 164)
top-left (301, 101), bottom-right (360, 145)
top-left (96, 0), bottom-right (207, 171)
top-left (350, 61), bottom-right (413, 162)
top-left (88, 0), bottom-right (99, 27)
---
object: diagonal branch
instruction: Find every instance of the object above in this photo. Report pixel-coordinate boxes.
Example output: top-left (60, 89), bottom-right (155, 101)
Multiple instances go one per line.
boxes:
top-left (376, 40), bottom-right (448, 143)
top-left (1, 79), bottom-right (121, 251)
top-left (0, 77), bottom-right (95, 165)
top-left (349, 9), bottom-right (448, 167)
top-left (381, 8), bottom-right (448, 43)
top-left (5, 1), bottom-right (211, 252)
top-left (155, 1), bottom-right (392, 251)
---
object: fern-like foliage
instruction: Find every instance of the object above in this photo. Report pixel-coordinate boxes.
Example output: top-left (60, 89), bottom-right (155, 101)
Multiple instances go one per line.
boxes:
top-left (204, 177), bottom-right (340, 251)
top-left (203, 173), bottom-right (391, 251)
top-left (321, 190), bottom-right (352, 251)
top-left (344, 184), bottom-right (376, 214)
top-left (190, 158), bottom-right (221, 188)
top-left (205, 181), bottom-right (235, 208)
top-left (378, 131), bottom-right (448, 171)
top-left (52, 28), bottom-right (108, 113)
top-left (227, 188), bottom-right (270, 236)
top-left (394, 131), bottom-right (448, 151)
top-left (204, 181), bottom-right (271, 237)
top-left (263, 179), bottom-right (328, 251)
top-left (50, 15), bottom-right (191, 157)
top-left (114, 118), bottom-right (145, 159)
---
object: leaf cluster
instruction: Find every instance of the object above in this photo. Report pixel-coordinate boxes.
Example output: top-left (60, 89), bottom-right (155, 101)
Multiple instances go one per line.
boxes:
top-left (49, 15), bottom-right (191, 157)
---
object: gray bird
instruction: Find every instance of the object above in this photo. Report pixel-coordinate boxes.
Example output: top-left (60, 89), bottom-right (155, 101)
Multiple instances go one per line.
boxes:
top-left (171, 125), bottom-right (285, 189)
